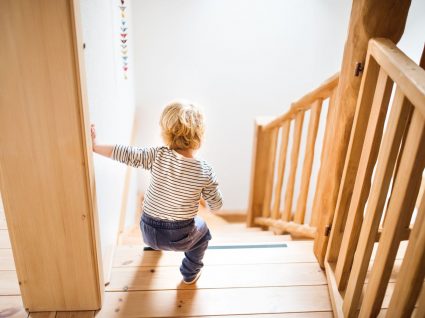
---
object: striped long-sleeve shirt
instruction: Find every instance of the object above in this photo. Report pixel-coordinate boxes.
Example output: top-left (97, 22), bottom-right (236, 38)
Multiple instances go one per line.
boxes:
top-left (112, 145), bottom-right (223, 220)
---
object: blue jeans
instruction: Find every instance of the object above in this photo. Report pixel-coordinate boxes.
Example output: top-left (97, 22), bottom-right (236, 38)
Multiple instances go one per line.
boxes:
top-left (140, 212), bottom-right (212, 281)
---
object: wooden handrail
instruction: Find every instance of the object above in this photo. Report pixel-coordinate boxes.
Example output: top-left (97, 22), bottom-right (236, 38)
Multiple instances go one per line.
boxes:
top-left (247, 72), bottom-right (340, 239)
top-left (325, 39), bottom-right (425, 318)
top-left (262, 73), bottom-right (339, 131)
top-left (369, 38), bottom-right (425, 117)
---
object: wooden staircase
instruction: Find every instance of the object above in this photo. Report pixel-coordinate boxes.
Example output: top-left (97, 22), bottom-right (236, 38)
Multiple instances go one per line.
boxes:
top-left (99, 210), bottom-right (332, 317)
top-left (2, 40), bottom-right (423, 317)
top-left (1, 157), bottom-right (415, 318)
top-left (0, 198), bottom-right (334, 317)
top-left (0, 201), bottom-right (413, 317)
top-left (94, 208), bottom-right (410, 317)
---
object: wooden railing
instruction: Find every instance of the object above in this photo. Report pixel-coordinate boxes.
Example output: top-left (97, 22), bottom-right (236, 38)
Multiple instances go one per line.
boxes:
top-left (247, 73), bottom-right (339, 238)
top-left (325, 38), bottom-right (425, 317)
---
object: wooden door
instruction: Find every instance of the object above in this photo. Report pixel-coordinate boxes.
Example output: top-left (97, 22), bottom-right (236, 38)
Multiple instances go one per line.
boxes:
top-left (0, 0), bottom-right (103, 311)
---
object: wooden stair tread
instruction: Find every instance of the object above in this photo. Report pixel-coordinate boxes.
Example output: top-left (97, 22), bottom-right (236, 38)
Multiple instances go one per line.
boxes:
top-left (30, 313), bottom-right (334, 318)
top-left (0, 249), bottom-right (15, 271)
top-left (209, 236), bottom-right (290, 244)
top-left (211, 222), bottom-right (262, 230)
top-left (56, 311), bottom-right (95, 317)
top-left (106, 262), bottom-right (326, 291)
top-left (0, 295), bottom-right (26, 318)
top-left (118, 208), bottom-right (295, 246)
top-left (0, 217), bottom-right (7, 230)
top-left (211, 210), bottom-right (247, 223)
top-left (190, 314), bottom-right (333, 318)
top-left (0, 230), bottom-right (11, 249)
top-left (29, 311), bottom-right (96, 317)
top-left (120, 230), bottom-right (290, 245)
top-left (197, 210), bottom-right (230, 226)
top-left (97, 286), bottom-right (332, 317)
top-left (29, 313), bottom-right (57, 318)
top-left (124, 224), bottom-right (278, 236)
top-left (0, 271), bottom-right (20, 296)
top-left (113, 241), bottom-right (316, 267)
top-left (0, 198), bottom-right (6, 229)
top-left (27, 311), bottom-right (333, 318)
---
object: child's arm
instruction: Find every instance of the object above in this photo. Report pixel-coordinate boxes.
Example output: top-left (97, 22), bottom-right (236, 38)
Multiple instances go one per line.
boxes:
top-left (90, 124), bottom-right (157, 169)
top-left (91, 124), bottom-right (114, 158)
top-left (202, 168), bottom-right (223, 211)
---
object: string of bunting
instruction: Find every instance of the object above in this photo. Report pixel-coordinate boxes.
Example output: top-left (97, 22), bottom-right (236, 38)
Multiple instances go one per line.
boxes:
top-left (119, 0), bottom-right (128, 79)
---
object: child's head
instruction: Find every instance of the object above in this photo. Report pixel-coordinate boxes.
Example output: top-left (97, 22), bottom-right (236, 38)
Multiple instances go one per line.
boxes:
top-left (160, 101), bottom-right (205, 150)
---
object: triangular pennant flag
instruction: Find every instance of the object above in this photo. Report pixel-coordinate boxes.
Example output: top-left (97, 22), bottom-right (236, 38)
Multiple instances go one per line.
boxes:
top-left (121, 44), bottom-right (127, 49)
top-left (121, 21), bottom-right (126, 26)
top-left (119, 6), bottom-right (126, 11)
top-left (121, 39), bottom-right (127, 44)
top-left (122, 49), bottom-right (128, 54)
top-left (120, 33), bottom-right (127, 38)
top-left (122, 56), bottom-right (128, 60)
top-left (121, 12), bottom-right (125, 18)
top-left (121, 27), bottom-right (127, 32)
top-left (123, 66), bottom-right (128, 71)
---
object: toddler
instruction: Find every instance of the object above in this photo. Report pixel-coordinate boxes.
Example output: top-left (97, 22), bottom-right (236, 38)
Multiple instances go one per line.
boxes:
top-left (91, 101), bottom-right (223, 284)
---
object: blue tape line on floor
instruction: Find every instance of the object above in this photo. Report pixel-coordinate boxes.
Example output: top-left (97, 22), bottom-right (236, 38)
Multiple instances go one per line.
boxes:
top-left (208, 243), bottom-right (288, 249)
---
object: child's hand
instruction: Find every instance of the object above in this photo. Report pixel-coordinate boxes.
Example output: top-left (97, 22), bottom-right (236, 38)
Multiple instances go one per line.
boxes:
top-left (90, 124), bottom-right (97, 150)
top-left (89, 125), bottom-right (113, 157)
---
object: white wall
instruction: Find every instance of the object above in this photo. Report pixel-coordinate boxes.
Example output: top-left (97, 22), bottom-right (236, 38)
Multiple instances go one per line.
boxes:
top-left (132, 0), bottom-right (352, 211)
top-left (70, 0), bottom-right (423, 276)
top-left (80, 0), bottom-right (136, 278)
top-left (132, 0), bottom-right (425, 212)
top-left (398, 0), bottom-right (425, 62)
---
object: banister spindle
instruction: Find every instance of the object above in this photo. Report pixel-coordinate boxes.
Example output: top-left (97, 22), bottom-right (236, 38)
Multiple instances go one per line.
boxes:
top-left (271, 121), bottom-right (291, 219)
top-left (342, 87), bottom-right (411, 316)
top-left (261, 127), bottom-right (279, 218)
top-left (294, 99), bottom-right (323, 224)
top-left (359, 108), bottom-right (425, 317)
top-left (385, 184), bottom-right (425, 317)
top-left (335, 67), bottom-right (395, 291)
top-left (282, 111), bottom-right (304, 221)
top-left (310, 89), bottom-right (337, 228)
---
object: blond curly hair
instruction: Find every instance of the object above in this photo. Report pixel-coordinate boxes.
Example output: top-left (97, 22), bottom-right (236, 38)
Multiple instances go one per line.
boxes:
top-left (160, 101), bottom-right (205, 150)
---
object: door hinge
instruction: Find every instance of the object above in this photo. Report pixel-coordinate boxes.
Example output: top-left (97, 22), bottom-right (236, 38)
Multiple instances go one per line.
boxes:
top-left (355, 62), bottom-right (364, 77)
top-left (324, 224), bottom-right (332, 236)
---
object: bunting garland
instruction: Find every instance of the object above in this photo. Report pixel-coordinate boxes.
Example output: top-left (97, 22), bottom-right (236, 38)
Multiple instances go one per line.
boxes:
top-left (119, 0), bottom-right (128, 79)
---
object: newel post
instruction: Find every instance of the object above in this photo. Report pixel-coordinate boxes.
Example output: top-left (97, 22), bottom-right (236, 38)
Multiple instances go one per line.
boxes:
top-left (313, 0), bottom-right (412, 267)
top-left (247, 118), bottom-right (278, 227)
